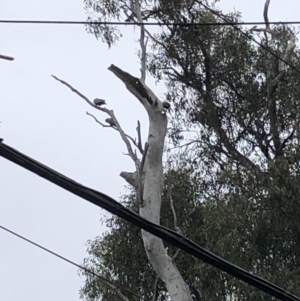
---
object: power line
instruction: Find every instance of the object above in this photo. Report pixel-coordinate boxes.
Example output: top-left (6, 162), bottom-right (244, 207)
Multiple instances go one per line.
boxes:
top-left (0, 224), bottom-right (147, 301)
top-left (1, 19), bottom-right (300, 26)
top-left (1, 17), bottom-right (299, 75)
top-left (198, 2), bottom-right (300, 75)
top-left (0, 140), bottom-right (299, 301)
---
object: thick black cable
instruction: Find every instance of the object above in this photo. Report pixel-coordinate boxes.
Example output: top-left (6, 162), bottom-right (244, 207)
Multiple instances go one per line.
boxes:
top-left (0, 140), bottom-right (299, 301)
top-left (1, 19), bottom-right (300, 26)
top-left (198, 1), bottom-right (300, 75)
top-left (0, 225), bottom-right (147, 300)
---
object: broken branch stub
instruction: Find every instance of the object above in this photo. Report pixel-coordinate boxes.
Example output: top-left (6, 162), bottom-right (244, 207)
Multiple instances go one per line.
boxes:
top-left (108, 64), bottom-right (163, 112)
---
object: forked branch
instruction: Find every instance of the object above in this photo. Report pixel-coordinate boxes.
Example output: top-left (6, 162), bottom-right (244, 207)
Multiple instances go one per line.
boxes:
top-left (52, 75), bottom-right (140, 168)
top-left (87, 112), bottom-right (143, 155)
top-left (250, 0), bottom-right (271, 33)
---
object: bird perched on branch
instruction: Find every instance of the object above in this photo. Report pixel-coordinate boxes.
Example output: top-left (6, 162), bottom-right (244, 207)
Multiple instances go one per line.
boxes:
top-left (162, 101), bottom-right (171, 110)
top-left (93, 98), bottom-right (106, 106)
top-left (105, 118), bottom-right (116, 127)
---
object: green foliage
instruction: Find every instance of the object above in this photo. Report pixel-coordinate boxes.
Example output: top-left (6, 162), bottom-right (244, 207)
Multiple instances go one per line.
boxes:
top-left (80, 169), bottom-right (205, 301)
top-left (81, 1), bottom-right (300, 301)
top-left (84, 0), bottom-right (123, 47)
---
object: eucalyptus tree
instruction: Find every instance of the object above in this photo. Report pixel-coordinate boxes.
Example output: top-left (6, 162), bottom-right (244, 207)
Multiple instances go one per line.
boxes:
top-left (53, 1), bottom-right (300, 301)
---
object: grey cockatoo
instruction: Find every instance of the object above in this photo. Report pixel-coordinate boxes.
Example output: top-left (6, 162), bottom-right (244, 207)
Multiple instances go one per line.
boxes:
top-left (93, 98), bottom-right (106, 106)
top-left (162, 101), bottom-right (171, 110)
top-left (105, 118), bottom-right (116, 127)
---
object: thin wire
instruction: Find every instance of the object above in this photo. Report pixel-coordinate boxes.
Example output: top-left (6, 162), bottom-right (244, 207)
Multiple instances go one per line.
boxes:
top-left (1, 19), bottom-right (300, 26)
top-left (1, 17), bottom-right (299, 75)
top-left (0, 224), bottom-right (147, 301)
top-left (198, 2), bottom-right (300, 75)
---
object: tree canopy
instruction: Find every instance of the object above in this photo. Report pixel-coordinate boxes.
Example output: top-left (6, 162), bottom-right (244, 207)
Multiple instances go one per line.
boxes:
top-left (80, 1), bottom-right (300, 301)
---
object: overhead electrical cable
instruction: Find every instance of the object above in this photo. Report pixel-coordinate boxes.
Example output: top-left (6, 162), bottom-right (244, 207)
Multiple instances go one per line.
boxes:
top-left (0, 224), bottom-right (147, 300)
top-left (1, 19), bottom-right (300, 26)
top-left (0, 140), bottom-right (299, 301)
top-left (1, 14), bottom-right (300, 74)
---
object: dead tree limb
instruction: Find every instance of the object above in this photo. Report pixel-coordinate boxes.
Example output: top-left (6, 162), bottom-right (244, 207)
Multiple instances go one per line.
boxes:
top-left (52, 75), bottom-right (140, 168)
top-left (108, 64), bottom-right (193, 301)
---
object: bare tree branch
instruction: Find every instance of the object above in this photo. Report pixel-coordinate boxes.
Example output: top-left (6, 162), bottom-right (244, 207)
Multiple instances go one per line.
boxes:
top-left (101, 109), bottom-right (141, 168)
top-left (53, 75), bottom-right (140, 168)
top-left (87, 112), bottom-right (144, 155)
top-left (52, 75), bottom-right (99, 110)
top-left (169, 188), bottom-right (181, 234)
top-left (264, 0), bottom-right (271, 32)
top-left (131, 0), bottom-right (147, 82)
top-left (0, 54), bottom-right (14, 61)
top-left (126, 134), bottom-right (143, 154)
top-left (250, 0), bottom-right (271, 33)
top-left (250, 0), bottom-right (272, 34)
top-left (86, 111), bottom-right (109, 127)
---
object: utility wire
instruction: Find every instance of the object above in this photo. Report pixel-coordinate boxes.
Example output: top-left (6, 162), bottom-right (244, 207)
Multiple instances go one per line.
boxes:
top-left (1, 17), bottom-right (299, 75)
top-left (0, 224), bottom-right (147, 301)
top-left (0, 140), bottom-right (299, 301)
top-left (1, 19), bottom-right (300, 26)
top-left (198, 2), bottom-right (300, 75)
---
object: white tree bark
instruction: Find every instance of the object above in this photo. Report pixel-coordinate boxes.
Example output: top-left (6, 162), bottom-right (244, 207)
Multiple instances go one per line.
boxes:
top-left (54, 1), bottom-right (194, 297)
top-left (109, 64), bottom-right (193, 301)
top-left (140, 110), bottom-right (192, 301)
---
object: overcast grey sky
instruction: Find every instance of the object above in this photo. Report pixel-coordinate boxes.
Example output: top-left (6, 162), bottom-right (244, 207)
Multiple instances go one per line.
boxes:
top-left (0, 0), bottom-right (299, 300)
